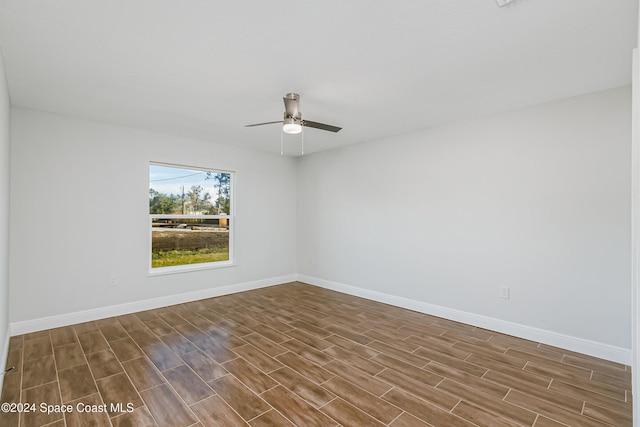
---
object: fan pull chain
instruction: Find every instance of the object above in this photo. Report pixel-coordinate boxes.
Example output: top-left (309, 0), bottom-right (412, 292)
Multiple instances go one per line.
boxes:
top-left (301, 127), bottom-right (304, 155)
top-left (280, 127), bottom-right (284, 156)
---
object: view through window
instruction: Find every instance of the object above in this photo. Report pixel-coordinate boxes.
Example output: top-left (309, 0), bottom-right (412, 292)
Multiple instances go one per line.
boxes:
top-left (149, 163), bottom-right (233, 271)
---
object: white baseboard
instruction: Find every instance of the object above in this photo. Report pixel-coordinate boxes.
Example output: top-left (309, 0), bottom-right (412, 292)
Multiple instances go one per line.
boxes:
top-left (9, 273), bottom-right (631, 365)
top-left (10, 274), bottom-right (297, 336)
top-left (298, 275), bottom-right (632, 365)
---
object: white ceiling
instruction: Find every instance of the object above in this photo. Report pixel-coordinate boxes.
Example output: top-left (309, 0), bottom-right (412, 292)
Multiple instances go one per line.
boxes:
top-left (0, 0), bottom-right (637, 156)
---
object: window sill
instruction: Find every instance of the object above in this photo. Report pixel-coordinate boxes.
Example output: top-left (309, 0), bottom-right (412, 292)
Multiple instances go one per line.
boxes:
top-left (148, 261), bottom-right (236, 277)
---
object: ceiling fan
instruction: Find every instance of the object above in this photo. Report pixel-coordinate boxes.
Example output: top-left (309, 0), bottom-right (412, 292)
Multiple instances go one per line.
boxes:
top-left (245, 93), bottom-right (342, 135)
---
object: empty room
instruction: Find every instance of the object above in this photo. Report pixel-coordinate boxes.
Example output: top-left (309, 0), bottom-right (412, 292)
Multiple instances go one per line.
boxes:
top-left (0, 1), bottom-right (639, 426)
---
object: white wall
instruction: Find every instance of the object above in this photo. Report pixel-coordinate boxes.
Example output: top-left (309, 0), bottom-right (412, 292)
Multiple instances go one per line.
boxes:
top-left (9, 108), bottom-right (298, 323)
top-left (632, 48), bottom-right (639, 425)
top-left (0, 53), bottom-right (11, 382)
top-left (7, 86), bottom-right (632, 362)
top-left (298, 86), bottom-right (632, 353)
top-left (632, 13), bottom-right (639, 422)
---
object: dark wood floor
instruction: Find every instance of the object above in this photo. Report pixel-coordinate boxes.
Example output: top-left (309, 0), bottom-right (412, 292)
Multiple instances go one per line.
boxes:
top-left (0, 282), bottom-right (632, 426)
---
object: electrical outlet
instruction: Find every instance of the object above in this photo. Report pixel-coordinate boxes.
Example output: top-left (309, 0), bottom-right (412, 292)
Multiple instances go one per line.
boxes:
top-left (499, 286), bottom-right (510, 299)
top-left (109, 275), bottom-right (119, 287)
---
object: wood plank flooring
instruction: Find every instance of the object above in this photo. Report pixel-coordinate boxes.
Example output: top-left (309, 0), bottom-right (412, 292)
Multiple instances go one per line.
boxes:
top-left (0, 282), bottom-right (632, 426)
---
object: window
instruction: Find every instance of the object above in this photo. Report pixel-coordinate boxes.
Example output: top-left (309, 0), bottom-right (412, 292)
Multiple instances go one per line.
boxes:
top-left (149, 163), bottom-right (233, 272)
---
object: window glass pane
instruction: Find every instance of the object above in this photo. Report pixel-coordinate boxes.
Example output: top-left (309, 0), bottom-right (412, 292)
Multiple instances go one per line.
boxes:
top-left (149, 164), bottom-right (231, 215)
top-left (151, 218), bottom-right (230, 268)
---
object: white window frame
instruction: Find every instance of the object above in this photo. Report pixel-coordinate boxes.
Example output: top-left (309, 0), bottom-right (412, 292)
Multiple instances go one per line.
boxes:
top-left (148, 162), bottom-right (235, 275)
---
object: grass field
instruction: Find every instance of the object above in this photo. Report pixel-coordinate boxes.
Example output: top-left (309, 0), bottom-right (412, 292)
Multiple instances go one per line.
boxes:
top-left (151, 247), bottom-right (229, 268)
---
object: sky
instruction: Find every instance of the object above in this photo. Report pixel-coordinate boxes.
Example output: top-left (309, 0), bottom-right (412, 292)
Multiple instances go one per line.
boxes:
top-left (149, 164), bottom-right (226, 197)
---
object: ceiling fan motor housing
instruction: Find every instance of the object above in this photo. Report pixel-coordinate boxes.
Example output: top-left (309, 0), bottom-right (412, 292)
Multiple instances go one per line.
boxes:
top-left (284, 93), bottom-right (301, 119)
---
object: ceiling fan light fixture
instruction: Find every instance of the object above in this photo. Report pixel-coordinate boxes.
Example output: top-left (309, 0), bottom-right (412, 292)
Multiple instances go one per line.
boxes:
top-left (282, 117), bottom-right (302, 134)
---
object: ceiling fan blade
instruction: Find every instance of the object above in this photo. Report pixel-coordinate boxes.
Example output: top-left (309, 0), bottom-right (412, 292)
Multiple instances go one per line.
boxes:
top-left (302, 120), bottom-right (342, 133)
top-left (283, 93), bottom-right (300, 118)
top-left (245, 120), bottom-right (283, 127)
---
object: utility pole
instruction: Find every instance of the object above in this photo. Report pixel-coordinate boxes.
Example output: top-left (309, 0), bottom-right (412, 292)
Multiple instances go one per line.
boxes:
top-left (181, 185), bottom-right (185, 214)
